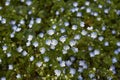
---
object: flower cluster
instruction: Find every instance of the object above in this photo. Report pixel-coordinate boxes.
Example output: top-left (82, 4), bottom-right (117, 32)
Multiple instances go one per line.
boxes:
top-left (0, 0), bottom-right (120, 80)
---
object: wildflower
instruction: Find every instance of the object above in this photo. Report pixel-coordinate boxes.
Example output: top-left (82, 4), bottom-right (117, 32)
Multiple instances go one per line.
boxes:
top-left (45, 39), bottom-right (51, 46)
top-left (30, 18), bottom-right (34, 24)
top-left (116, 41), bottom-right (120, 46)
top-left (80, 21), bottom-right (85, 27)
top-left (51, 39), bottom-right (58, 46)
top-left (66, 60), bottom-right (72, 66)
top-left (26, 41), bottom-right (31, 46)
top-left (86, 8), bottom-right (91, 13)
top-left (117, 48), bottom-right (120, 52)
top-left (22, 50), bottom-right (28, 56)
top-left (62, 49), bottom-right (67, 54)
top-left (107, 77), bottom-right (113, 80)
top-left (52, 25), bottom-right (56, 29)
top-left (70, 56), bottom-right (76, 62)
top-left (60, 28), bottom-right (66, 33)
top-left (78, 75), bottom-right (83, 80)
top-left (109, 65), bottom-right (116, 74)
top-left (60, 61), bottom-right (66, 67)
top-left (72, 25), bottom-right (78, 30)
top-left (39, 47), bottom-right (46, 54)
top-left (5, 1), bottom-right (10, 6)
top-left (55, 11), bottom-right (60, 16)
top-left (54, 69), bottom-right (61, 76)
top-left (10, 20), bottom-right (16, 25)
top-left (27, 35), bottom-right (33, 41)
top-left (81, 30), bottom-right (87, 36)
top-left (80, 6), bottom-right (85, 10)
top-left (17, 46), bottom-right (23, 53)
top-left (1, 77), bottom-right (6, 80)
top-left (16, 74), bottom-right (21, 79)
top-left (28, 24), bottom-right (32, 28)
top-left (98, 36), bottom-right (104, 41)
top-left (89, 73), bottom-right (95, 78)
top-left (0, 58), bottom-right (2, 63)
top-left (111, 30), bottom-right (116, 34)
top-left (91, 32), bottom-right (97, 39)
top-left (74, 34), bottom-right (81, 40)
top-left (1, 18), bottom-right (6, 24)
top-left (112, 57), bottom-right (117, 63)
top-left (74, 7), bottom-right (79, 12)
top-left (8, 64), bottom-right (13, 70)
top-left (79, 60), bottom-right (85, 66)
top-left (60, 7), bottom-right (64, 12)
top-left (47, 29), bottom-right (55, 36)
top-left (38, 32), bottom-right (44, 38)
top-left (93, 12), bottom-right (98, 16)
top-left (44, 56), bottom-right (50, 62)
top-left (98, 4), bottom-right (103, 8)
top-left (114, 49), bottom-right (119, 55)
top-left (63, 45), bottom-right (70, 50)
top-left (73, 2), bottom-right (78, 7)
top-left (29, 56), bottom-right (34, 61)
top-left (71, 8), bottom-right (76, 13)
top-left (89, 52), bottom-right (95, 57)
top-left (36, 61), bottom-right (42, 67)
top-left (12, 25), bottom-right (17, 31)
top-left (104, 41), bottom-right (109, 46)
top-left (97, 17), bottom-right (101, 21)
top-left (50, 45), bottom-right (55, 50)
top-left (59, 35), bottom-right (67, 43)
top-left (77, 12), bottom-right (82, 17)
top-left (64, 22), bottom-right (69, 27)
top-left (36, 18), bottom-right (41, 24)
top-left (33, 41), bottom-right (39, 47)
top-left (20, 0), bottom-right (24, 2)
top-left (88, 46), bottom-right (93, 51)
top-left (94, 49), bottom-right (100, 55)
top-left (87, 26), bottom-right (93, 30)
top-left (69, 40), bottom-right (77, 47)
top-left (102, 26), bottom-right (106, 31)
top-left (104, 9), bottom-right (109, 14)
top-left (116, 10), bottom-right (120, 15)
top-left (85, 1), bottom-right (90, 6)
top-left (26, 0), bottom-right (32, 6)
top-left (28, 10), bottom-right (32, 15)
top-left (71, 47), bottom-right (78, 53)
top-left (2, 45), bottom-right (7, 51)
top-left (78, 67), bottom-right (84, 73)
top-left (20, 20), bottom-right (25, 25)
top-left (7, 52), bottom-right (11, 57)
top-left (0, 16), bottom-right (2, 21)
top-left (70, 68), bottom-right (76, 75)
top-left (57, 57), bottom-right (62, 62)
top-left (15, 27), bottom-right (21, 32)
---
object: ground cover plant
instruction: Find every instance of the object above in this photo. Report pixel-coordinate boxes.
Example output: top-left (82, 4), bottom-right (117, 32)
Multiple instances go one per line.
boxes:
top-left (0, 0), bottom-right (120, 80)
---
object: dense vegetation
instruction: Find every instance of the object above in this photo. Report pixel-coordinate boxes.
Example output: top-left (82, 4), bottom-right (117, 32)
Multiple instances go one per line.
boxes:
top-left (0, 0), bottom-right (120, 80)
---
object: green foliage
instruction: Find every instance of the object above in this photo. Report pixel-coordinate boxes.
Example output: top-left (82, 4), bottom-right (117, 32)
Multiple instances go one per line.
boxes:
top-left (0, 0), bottom-right (120, 80)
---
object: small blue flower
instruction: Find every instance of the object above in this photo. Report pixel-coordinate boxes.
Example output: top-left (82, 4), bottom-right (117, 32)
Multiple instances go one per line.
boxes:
top-left (36, 18), bottom-right (41, 24)
top-left (116, 41), bottom-right (120, 46)
top-left (70, 68), bottom-right (76, 75)
top-left (73, 2), bottom-right (78, 7)
top-left (47, 29), bottom-right (55, 36)
top-left (54, 69), bottom-right (61, 76)
top-left (44, 56), bottom-right (50, 62)
top-left (112, 57), bottom-right (117, 63)
top-left (66, 60), bottom-right (72, 67)
top-left (104, 41), bottom-right (109, 46)
top-left (26, 0), bottom-right (32, 6)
